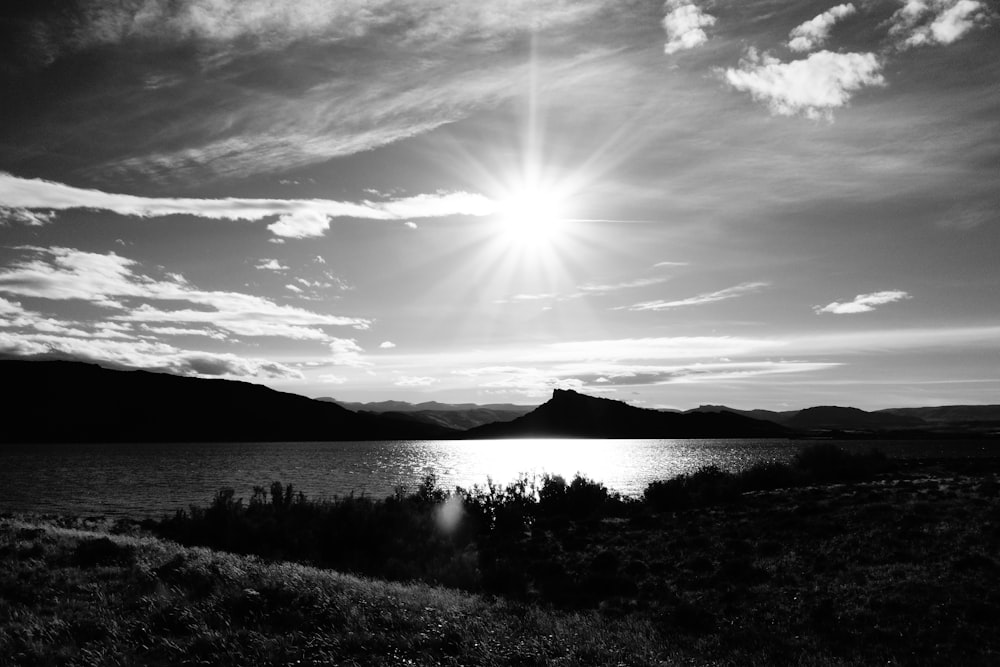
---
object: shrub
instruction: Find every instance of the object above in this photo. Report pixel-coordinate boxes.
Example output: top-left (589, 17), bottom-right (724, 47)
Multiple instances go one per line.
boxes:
top-left (792, 444), bottom-right (889, 481)
top-left (73, 537), bottom-right (135, 568)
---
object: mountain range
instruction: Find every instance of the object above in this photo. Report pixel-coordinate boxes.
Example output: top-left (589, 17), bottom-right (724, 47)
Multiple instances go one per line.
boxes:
top-left (3, 359), bottom-right (997, 442)
top-left (1, 359), bottom-right (456, 443)
top-left (683, 404), bottom-right (1000, 436)
top-left (316, 397), bottom-right (533, 431)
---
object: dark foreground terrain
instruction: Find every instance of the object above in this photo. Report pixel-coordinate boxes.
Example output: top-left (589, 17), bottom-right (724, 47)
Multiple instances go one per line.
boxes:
top-left (2, 448), bottom-right (999, 665)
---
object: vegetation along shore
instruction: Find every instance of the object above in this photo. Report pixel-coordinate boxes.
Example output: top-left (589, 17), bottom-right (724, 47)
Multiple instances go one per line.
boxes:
top-left (3, 445), bottom-right (999, 665)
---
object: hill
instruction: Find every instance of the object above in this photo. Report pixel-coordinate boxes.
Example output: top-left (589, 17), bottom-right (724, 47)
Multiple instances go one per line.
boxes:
top-left (466, 389), bottom-right (792, 438)
top-left (785, 406), bottom-right (926, 432)
top-left (319, 397), bottom-right (535, 430)
top-left (877, 405), bottom-right (1000, 424)
top-left (685, 404), bottom-right (798, 424)
top-left (1, 360), bottom-right (457, 442)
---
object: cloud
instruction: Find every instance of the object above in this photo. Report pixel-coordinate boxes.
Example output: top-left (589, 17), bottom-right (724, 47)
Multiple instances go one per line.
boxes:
top-left (452, 365), bottom-right (586, 397)
top-left (404, 222), bottom-right (418, 229)
top-left (0, 207), bottom-right (55, 226)
top-left (0, 246), bottom-right (148, 307)
top-left (0, 246), bottom-right (370, 340)
top-left (539, 337), bottom-right (785, 367)
top-left (347, 325), bottom-right (1000, 397)
top-left (452, 359), bottom-right (837, 395)
top-left (0, 296), bottom-right (23, 316)
top-left (621, 281), bottom-right (768, 311)
top-left (268, 210), bottom-right (334, 239)
top-left (318, 374), bottom-right (348, 384)
top-left (722, 49), bottom-right (884, 120)
top-left (579, 276), bottom-right (670, 294)
top-left (497, 275), bottom-right (670, 304)
top-left (375, 191), bottom-right (498, 219)
top-left (256, 258), bottom-right (289, 271)
top-left (653, 261), bottom-right (689, 268)
top-left (889, 0), bottom-right (990, 48)
top-left (570, 361), bottom-right (842, 386)
top-left (379, 341), bottom-right (397, 349)
top-left (0, 297), bottom-right (121, 339)
top-left (787, 4), bottom-right (856, 53)
top-left (499, 292), bottom-right (559, 303)
top-left (786, 324), bottom-right (1000, 352)
top-left (814, 290), bottom-right (912, 314)
top-left (329, 338), bottom-right (370, 367)
top-left (0, 331), bottom-right (301, 379)
top-left (0, 173), bottom-right (497, 238)
top-left (662, 1), bottom-right (717, 55)
top-left (394, 376), bottom-right (437, 387)
top-left (139, 325), bottom-right (227, 340)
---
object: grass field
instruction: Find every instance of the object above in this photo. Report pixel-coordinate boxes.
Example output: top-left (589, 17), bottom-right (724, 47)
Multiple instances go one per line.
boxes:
top-left (2, 450), bottom-right (999, 665)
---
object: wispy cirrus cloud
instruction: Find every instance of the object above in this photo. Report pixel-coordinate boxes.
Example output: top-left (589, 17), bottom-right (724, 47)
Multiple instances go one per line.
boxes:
top-left (787, 4), bottom-right (856, 53)
top-left (139, 325), bottom-right (227, 340)
top-left (568, 361), bottom-right (842, 386)
top-left (814, 290), bottom-right (912, 314)
top-left (0, 173), bottom-right (496, 238)
top-left (722, 49), bottom-right (884, 120)
top-left (376, 324), bottom-right (1000, 398)
top-left (496, 276), bottom-right (670, 304)
top-left (662, 1), bottom-right (716, 55)
top-left (579, 276), bottom-right (670, 294)
top-left (2, 1), bottom-right (616, 184)
top-left (451, 360), bottom-right (837, 396)
top-left (620, 281), bottom-right (769, 312)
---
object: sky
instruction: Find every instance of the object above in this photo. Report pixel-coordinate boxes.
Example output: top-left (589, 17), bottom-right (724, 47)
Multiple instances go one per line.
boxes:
top-left (0, 0), bottom-right (998, 410)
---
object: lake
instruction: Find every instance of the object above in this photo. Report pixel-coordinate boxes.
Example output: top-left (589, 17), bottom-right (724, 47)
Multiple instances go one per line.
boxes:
top-left (1, 438), bottom-right (995, 518)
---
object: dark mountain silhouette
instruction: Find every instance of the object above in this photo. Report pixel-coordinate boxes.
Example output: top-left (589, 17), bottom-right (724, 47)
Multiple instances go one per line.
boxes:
top-left (361, 408), bottom-right (532, 431)
top-left (318, 398), bottom-right (534, 430)
top-left (319, 398), bottom-right (533, 414)
top-left (1, 360), bottom-right (457, 443)
top-left (786, 406), bottom-right (926, 431)
top-left (685, 404), bottom-right (798, 424)
top-left (466, 389), bottom-right (793, 439)
top-left (876, 405), bottom-right (1000, 424)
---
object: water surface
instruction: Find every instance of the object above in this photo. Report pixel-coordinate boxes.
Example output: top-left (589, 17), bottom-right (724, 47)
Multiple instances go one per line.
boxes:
top-left (1, 438), bottom-right (994, 517)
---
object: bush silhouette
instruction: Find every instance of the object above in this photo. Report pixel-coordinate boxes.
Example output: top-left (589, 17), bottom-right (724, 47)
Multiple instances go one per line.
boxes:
top-left (149, 446), bottom-right (891, 606)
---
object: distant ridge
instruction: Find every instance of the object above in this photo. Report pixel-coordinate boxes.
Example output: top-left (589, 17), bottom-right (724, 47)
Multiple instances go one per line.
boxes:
top-left (318, 397), bottom-right (534, 431)
top-left (466, 389), bottom-right (792, 439)
top-left (685, 404), bottom-right (798, 424)
top-left (877, 405), bottom-right (1000, 424)
top-left (786, 406), bottom-right (925, 431)
top-left (318, 398), bottom-right (533, 414)
top-left (1, 360), bottom-right (457, 443)
top-left (684, 403), bottom-right (1000, 436)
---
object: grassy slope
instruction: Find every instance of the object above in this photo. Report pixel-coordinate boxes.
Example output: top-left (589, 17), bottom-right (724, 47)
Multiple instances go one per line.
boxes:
top-left (0, 518), bottom-right (667, 666)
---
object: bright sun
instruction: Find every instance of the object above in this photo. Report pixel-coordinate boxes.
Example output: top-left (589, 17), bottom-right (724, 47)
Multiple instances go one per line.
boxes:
top-left (496, 186), bottom-right (567, 248)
